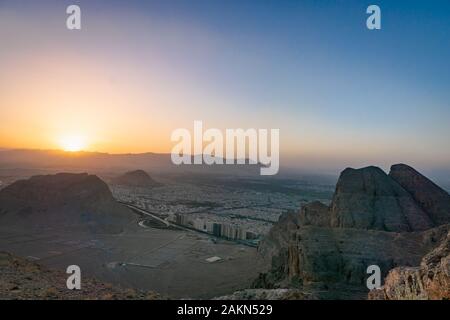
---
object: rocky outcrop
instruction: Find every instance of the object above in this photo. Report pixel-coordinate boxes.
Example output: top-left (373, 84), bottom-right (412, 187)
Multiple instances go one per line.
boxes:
top-left (258, 211), bottom-right (300, 259)
top-left (369, 230), bottom-right (450, 300)
top-left (258, 223), bottom-right (450, 299)
top-left (389, 164), bottom-right (450, 226)
top-left (299, 201), bottom-right (330, 227)
top-left (0, 173), bottom-right (133, 233)
top-left (257, 164), bottom-right (450, 299)
top-left (330, 166), bottom-right (432, 232)
top-left (112, 170), bottom-right (160, 188)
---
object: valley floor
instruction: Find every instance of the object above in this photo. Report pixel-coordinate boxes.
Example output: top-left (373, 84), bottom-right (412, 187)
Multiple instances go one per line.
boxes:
top-left (0, 213), bottom-right (264, 299)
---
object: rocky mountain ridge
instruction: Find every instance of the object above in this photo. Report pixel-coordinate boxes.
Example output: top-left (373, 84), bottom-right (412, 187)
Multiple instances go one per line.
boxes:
top-left (256, 164), bottom-right (450, 299)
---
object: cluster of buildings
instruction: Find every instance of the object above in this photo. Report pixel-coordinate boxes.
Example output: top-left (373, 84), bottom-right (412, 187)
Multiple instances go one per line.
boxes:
top-left (169, 213), bottom-right (258, 242)
top-left (110, 178), bottom-right (335, 246)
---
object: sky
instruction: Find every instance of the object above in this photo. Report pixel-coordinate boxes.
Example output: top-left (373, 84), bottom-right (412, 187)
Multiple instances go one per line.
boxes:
top-left (0, 0), bottom-right (449, 175)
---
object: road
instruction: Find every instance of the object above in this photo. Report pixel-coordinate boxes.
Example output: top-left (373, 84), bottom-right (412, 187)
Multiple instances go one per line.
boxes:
top-left (119, 201), bottom-right (257, 247)
top-left (120, 202), bottom-right (198, 233)
top-left (124, 203), bottom-right (171, 227)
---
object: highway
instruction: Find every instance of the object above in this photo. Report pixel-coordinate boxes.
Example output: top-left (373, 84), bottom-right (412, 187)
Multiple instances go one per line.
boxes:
top-left (120, 201), bottom-right (257, 247)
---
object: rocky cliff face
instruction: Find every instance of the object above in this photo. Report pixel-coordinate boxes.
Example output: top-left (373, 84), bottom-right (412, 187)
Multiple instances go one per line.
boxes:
top-left (389, 164), bottom-right (450, 226)
top-left (330, 166), bottom-right (433, 232)
top-left (299, 201), bottom-right (329, 227)
top-left (369, 230), bottom-right (450, 300)
top-left (0, 173), bottom-right (133, 233)
top-left (257, 164), bottom-right (450, 299)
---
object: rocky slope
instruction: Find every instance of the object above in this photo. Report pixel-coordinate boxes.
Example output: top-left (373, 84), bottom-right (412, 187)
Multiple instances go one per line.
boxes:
top-left (0, 251), bottom-right (160, 300)
top-left (214, 288), bottom-right (318, 300)
top-left (257, 164), bottom-right (450, 299)
top-left (112, 170), bottom-right (160, 188)
top-left (369, 230), bottom-right (450, 300)
top-left (0, 173), bottom-right (133, 233)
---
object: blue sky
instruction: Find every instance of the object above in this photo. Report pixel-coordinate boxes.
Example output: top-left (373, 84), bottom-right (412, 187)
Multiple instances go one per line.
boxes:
top-left (0, 0), bottom-right (449, 177)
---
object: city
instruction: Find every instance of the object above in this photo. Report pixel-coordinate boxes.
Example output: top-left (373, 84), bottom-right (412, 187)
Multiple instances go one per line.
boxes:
top-left (111, 174), bottom-right (335, 246)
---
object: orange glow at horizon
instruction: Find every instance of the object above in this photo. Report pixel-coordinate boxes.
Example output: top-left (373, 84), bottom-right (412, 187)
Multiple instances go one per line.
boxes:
top-left (0, 52), bottom-right (180, 155)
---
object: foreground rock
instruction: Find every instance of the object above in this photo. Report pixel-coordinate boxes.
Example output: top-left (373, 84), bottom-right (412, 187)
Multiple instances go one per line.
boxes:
top-left (214, 288), bottom-right (318, 300)
top-left (0, 252), bottom-right (160, 300)
top-left (257, 164), bottom-right (450, 299)
top-left (369, 230), bottom-right (450, 300)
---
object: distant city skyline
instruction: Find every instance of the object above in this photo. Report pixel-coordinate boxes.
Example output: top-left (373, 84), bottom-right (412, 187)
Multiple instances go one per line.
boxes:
top-left (1, 0), bottom-right (449, 174)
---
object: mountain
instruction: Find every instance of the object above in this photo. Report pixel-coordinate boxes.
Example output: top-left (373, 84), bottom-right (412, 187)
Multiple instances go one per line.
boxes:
top-left (112, 170), bottom-right (161, 188)
top-left (0, 173), bottom-right (133, 233)
top-left (289, 165), bottom-right (449, 233)
top-left (330, 166), bottom-right (434, 231)
top-left (256, 164), bottom-right (450, 299)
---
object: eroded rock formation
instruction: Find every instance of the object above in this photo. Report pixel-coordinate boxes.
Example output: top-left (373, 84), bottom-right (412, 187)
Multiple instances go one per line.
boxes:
top-left (257, 164), bottom-right (450, 299)
top-left (389, 164), bottom-right (450, 226)
top-left (369, 230), bottom-right (450, 300)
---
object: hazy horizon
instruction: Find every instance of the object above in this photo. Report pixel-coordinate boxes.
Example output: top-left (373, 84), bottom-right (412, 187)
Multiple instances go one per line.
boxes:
top-left (2, 147), bottom-right (450, 189)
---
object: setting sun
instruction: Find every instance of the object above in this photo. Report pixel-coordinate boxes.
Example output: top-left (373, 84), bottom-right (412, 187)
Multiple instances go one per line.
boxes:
top-left (59, 135), bottom-right (87, 152)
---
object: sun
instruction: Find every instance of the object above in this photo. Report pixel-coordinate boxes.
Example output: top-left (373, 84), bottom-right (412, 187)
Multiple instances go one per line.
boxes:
top-left (59, 135), bottom-right (87, 152)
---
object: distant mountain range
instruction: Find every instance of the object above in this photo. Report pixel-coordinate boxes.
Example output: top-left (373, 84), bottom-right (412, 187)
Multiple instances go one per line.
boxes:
top-left (0, 149), bottom-right (261, 176)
